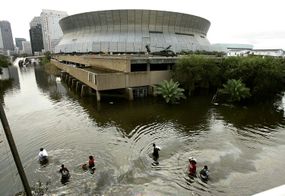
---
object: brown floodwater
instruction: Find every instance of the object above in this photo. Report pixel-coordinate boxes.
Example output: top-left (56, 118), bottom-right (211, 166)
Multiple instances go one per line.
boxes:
top-left (1, 61), bottom-right (285, 195)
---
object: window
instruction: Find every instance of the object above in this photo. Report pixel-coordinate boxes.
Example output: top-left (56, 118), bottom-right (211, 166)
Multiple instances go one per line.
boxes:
top-left (175, 32), bottom-right (194, 37)
top-left (131, 64), bottom-right (147, 72)
top-left (149, 31), bottom-right (163, 34)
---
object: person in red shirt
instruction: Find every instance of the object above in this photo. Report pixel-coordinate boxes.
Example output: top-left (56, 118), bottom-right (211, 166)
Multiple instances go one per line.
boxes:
top-left (188, 157), bottom-right (197, 177)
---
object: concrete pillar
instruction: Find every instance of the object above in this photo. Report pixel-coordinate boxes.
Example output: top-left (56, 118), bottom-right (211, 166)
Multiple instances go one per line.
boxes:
top-left (68, 77), bottom-right (73, 86)
top-left (75, 81), bottom-right (81, 93)
top-left (81, 85), bottom-right (87, 97)
top-left (126, 87), bottom-right (134, 101)
top-left (71, 79), bottom-right (76, 89)
top-left (148, 85), bottom-right (155, 96)
top-left (61, 72), bottom-right (64, 79)
top-left (65, 74), bottom-right (69, 83)
top-left (96, 90), bottom-right (101, 102)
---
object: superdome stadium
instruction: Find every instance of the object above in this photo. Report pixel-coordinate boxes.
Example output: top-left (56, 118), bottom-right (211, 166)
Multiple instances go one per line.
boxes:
top-left (55, 10), bottom-right (211, 53)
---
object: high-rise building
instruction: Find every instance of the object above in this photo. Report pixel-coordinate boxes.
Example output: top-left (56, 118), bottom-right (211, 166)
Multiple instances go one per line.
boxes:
top-left (29, 17), bottom-right (44, 55)
top-left (40, 9), bottom-right (68, 52)
top-left (29, 17), bottom-right (41, 28)
top-left (15, 38), bottom-right (26, 50)
top-left (21, 41), bottom-right (32, 55)
top-left (0, 21), bottom-right (14, 51)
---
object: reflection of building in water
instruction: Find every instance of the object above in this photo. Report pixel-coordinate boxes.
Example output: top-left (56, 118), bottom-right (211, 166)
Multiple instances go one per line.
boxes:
top-left (0, 66), bottom-right (20, 88)
top-left (0, 66), bottom-right (19, 101)
top-left (34, 65), bottom-right (67, 101)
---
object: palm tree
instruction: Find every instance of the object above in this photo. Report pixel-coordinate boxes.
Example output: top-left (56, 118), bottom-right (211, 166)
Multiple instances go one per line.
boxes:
top-left (155, 79), bottom-right (186, 104)
top-left (218, 79), bottom-right (251, 103)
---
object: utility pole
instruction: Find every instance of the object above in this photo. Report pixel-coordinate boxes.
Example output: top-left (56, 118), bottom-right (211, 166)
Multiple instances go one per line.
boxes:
top-left (0, 103), bottom-right (32, 196)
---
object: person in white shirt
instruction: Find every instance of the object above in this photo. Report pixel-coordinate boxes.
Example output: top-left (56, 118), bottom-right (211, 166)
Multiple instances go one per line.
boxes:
top-left (38, 148), bottom-right (48, 163)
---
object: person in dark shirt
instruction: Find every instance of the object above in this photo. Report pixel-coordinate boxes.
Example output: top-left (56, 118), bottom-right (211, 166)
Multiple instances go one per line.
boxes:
top-left (59, 164), bottom-right (70, 184)
top-left (199, 165), bottom-right (209, 181)
top-left (152, 143), bottom-right (160, 163)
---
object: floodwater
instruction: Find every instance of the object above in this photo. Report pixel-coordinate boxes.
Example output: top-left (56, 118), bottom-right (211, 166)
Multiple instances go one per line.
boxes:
top-left (1, 61), bottom-right (285, 195)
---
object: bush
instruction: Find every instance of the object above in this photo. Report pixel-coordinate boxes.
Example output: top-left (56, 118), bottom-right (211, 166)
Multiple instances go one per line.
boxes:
top-left (155, 79), bottom-right (186, 104)
top-left (217, 79), bottom-right (251, 103)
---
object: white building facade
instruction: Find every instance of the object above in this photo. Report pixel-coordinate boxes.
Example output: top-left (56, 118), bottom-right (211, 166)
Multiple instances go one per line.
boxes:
top-left (40, 9), bottom-right (68, 52)
top-left (21, 41), bottom-right (32, 55)
top-left (251, 49), bottom-right (284, 57)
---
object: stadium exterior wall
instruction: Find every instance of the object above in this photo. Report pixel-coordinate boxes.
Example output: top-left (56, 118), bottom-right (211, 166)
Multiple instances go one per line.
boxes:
top-left (55, 10), bottom-right (211, 54)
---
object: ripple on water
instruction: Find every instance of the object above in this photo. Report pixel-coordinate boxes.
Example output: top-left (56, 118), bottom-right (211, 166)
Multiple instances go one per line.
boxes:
top-left (113, 122), bottom-right (213, 195)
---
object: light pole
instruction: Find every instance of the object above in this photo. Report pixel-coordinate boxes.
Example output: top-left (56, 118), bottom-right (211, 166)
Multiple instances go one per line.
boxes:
top-left (0, 103), bottom-right (32, 196)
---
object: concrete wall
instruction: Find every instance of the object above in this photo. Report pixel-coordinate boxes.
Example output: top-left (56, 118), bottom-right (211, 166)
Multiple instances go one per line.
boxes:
top-left (52, 59), bottom-right (171, 91)
top-left (55, 55), bottom-right (130, 72)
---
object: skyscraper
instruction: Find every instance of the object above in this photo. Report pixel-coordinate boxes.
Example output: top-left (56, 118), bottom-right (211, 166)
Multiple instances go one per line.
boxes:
top-left (15, 38), bottom-right (26, 50)
top-left (40, 9), bottom-right (68, 52)
top-left (0, 21), bottom-right (14, 51)
top-left (21, 41), bottom-right (32, 55)
top-left (29, 17), bottom-right (44, 55)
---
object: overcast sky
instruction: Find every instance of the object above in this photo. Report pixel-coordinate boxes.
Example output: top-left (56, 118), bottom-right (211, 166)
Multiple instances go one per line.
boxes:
top-left (0, 0), bottom-right (284, 49)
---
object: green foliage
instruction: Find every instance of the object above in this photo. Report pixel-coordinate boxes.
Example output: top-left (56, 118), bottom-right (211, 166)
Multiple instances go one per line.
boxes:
top-left (155, 79), bottom-right (186, 104)
top-left (172, 55), bottom-right (285, 102)
top-left (40, 51), bottom-right (52, 65)
top-left (0, 54), bottom-right (11, 67)
top-left (218, 79), bottom-right (251, 103)
top-left (172, 55), bottom-right (221, 95)
top-left (220, 56), bottom-right (285, 99)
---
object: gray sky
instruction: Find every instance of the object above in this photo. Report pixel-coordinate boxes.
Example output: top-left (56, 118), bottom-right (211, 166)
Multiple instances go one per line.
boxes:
top-left (0, 0), bottom-right (284, 49)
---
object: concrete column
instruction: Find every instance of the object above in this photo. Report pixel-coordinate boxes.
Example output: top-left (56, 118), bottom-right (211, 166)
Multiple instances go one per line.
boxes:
top-left (71, 79), bottom-right (76, 89)
top-left (81, 85), bottom-right (87, 97)
top-left (68, 77), bottom-right (73, 86)
top-left (75, 81), bottom-right (81, 93)
top-left (61, 72), bottom-right (64, 79)
top-left (126, 87), bottom-right (134, 101)
top-left (65, 74), bottom-right (70, 83)
top-left (148, 85), bottom-right (155, 96)
top-left (96, 90), bottom-right (101, 102)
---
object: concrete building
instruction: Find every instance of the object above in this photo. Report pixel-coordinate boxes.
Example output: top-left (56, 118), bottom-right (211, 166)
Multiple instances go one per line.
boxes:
top-left (40, 9), bottom-right (68, 52)
top-left (251, 49), bottom-right (284, 57)
top-left (29, 17), bottom-right (44, 54)
top-left (227, 49), bottom-right (252, 57)
top-left (55, 10), bottom-right (211, 54)
top-left (211, 43), bottom-right (253, 53)
top-left (15, 38), bottom-right (26, 50)
top-left (0, 21), bottom-right (14, 51)
top-left (21, 41), bottom-right (32, 55)
top-left (52, 54), bottom-right (175, 101)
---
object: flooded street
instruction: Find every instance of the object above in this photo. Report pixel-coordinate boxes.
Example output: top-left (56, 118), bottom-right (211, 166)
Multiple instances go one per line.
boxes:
top-left (1, 62), bottom-right (285, 195)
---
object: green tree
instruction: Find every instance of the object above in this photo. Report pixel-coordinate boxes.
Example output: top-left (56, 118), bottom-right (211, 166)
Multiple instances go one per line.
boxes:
top-left (0, 54), bottom-right (11, 67)
top-left (220, 56), bottom-right (285, 100)
top-left (172, 55), bottom-right (221, 95)
top-left (40, 51), bottom-right (52, 65)
top-left (155, 79), bottom-right (186, 104)
top-left (218, 79), bottom-right (251, 103)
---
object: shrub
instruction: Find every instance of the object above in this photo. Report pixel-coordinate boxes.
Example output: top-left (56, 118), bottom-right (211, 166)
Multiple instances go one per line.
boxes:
top-left (155, 79), bottom-right (186, 104)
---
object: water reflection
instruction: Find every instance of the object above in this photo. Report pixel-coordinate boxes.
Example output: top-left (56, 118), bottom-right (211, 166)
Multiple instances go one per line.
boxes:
top-left (0, 66), bottom-right (20, 102)
top-left (34, 64), bottom-right (67, 102)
